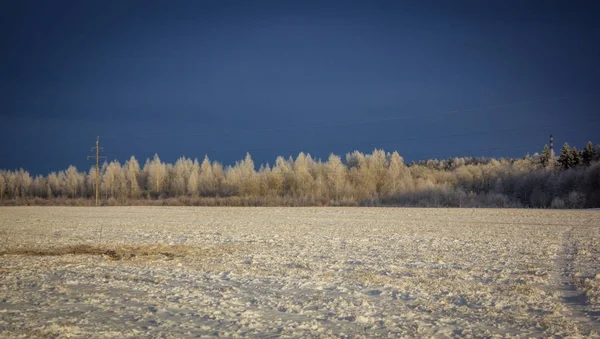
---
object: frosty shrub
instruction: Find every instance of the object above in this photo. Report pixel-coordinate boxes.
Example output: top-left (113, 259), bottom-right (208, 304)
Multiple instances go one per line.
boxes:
top-left (566, 191), bottom-right (585, 209)
top-left (550, 197), bottom-right (566, 209)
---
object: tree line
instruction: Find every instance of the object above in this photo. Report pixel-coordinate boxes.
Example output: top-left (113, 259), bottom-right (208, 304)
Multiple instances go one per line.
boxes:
top-left (0, 141), bottom-right (599, 208)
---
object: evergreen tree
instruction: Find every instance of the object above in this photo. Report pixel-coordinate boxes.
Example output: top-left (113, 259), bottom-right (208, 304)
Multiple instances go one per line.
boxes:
top-left (540, 144), bottom-right (551, 167)
top-left (571, 147), bottom-right (581, 167)
top-left (582, 141), bottom-right (596, 166)
top-left (557, 143), bottom-right (573, 170)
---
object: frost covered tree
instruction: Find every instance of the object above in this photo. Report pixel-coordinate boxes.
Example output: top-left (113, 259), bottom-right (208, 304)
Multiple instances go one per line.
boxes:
top-left (540, 144), bottom-right (552, 168)
top-left (324, 154), bottom-right (347, 201)
top-left (145, 154), bottom-right (167, 195)
top-left (0, 173), bottom-right (5, 200)
top-left (271, 156), bottom-right (293, 196)
top-left (9, 169), bottom-right (33, 199)
top-left (346, 150), bottom-right (374, 200)
top-left (198, 156), bottom-right (215, 196)
top-left (46, 172), bottom-right (59, 198)
top-left (5, 171), bottom-right (17, 199)
top-left (65, 165), bottom-right (84, 198)
top-left (57, 170), bottom-right (68, 197)
top-left (227, 153), bottom-right (258, 196)
top-left (369, 149), bottom-right (387, 196)
top-left (187, 159), bottom-right (200, 196)
top-left (571, 146), bottom-right (581, 168)
top-left (383, 151), bottom-right (408, 196)
top-left (557, 143), bottom-right (573, 170)
top-left (255, 164), bottom-right (272, 197)
top-left (29, 175), bottom-right (44, 198)
top-left (4, 142), bottom-right (600, 208)
top-left (171, 157), bottom-right (190, 197)
top-left (582, 141), bottom-right (596, 167)
top-left (211, 161), bottom-right (226, 196)
top-left (124, 156), bottom-right (141, 198)
top-left (86, 166), bottom-right (100, 199)
top-left (102, 161), bottom-right (125, 199)
top-left (292, 153), bottom-right (315, 197)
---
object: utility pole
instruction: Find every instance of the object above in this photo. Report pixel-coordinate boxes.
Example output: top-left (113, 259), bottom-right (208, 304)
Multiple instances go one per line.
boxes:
top-left (87, 137), bottom-right (106, 206)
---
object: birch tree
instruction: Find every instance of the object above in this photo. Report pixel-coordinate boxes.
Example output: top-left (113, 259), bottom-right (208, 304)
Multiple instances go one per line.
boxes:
top-left (271, 156), bottom-right (292, 196)
top-left (324, 154), bottom-right (347, 201)
top-left (211, 161), bottom-right (226, 196)
top-left (292, 153), bottom-right (315, 197)
top-left (199, 156), bottom-right (215, 196)
top-left (171, 157), bottom-right (189, 196)
top-left (65, 165), bottom-right (84, 198)
top-left (145, 154), bottom-right (167, 195)
top-left (102, 161), bottom-right (124, 199)
top-left (383, 151), bottom-right (408, 196)
top-left (124, 156), bottom-right (141, 198)
top-left (187, 159), bottom-right (200, 196)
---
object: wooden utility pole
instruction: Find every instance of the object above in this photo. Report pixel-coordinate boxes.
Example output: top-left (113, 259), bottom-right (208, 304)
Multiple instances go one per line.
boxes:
top-left (87, 137), bottom-right (106, 206)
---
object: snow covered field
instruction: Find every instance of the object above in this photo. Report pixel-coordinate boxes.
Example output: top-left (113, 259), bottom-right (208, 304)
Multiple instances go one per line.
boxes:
top-left (1, 207), bottom-right (599, 338)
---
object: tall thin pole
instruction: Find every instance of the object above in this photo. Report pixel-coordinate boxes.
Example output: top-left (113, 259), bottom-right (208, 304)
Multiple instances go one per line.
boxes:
top-left (88, 137), bottom-right (106, 207)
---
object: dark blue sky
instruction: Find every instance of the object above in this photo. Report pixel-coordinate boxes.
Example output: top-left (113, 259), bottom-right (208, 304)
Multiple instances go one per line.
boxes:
top-left (1, 1), bottom-right (599, 174)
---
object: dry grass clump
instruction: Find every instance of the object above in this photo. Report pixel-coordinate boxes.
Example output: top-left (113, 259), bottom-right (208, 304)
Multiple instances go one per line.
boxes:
top-left (0, 242), bottom-right (250, 266)
top-left (575, 274), bottom-right (600, 305)
top-left (0, 243), bottom-right (189, 260)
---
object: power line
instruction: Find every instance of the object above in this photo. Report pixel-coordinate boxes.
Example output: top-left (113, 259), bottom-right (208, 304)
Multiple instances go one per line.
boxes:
top-left (98, 92), bottom-right (586, 141)
top-left (87, 137), bottom-right (106, 207)
top-left (170, 118), bottom-right (599, 159)
top-left (15, 92), bottom-right (592, 151)
top-left (1, 116), bottom-right (594, 171)
top-left (1, 93), bottom-right (596, 168)
top-left (400, 144), bottom-right (534, 160)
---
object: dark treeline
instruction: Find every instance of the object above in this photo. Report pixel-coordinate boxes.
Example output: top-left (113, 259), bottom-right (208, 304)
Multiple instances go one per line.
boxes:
top-left (1, 141), bottom-right (599, 208)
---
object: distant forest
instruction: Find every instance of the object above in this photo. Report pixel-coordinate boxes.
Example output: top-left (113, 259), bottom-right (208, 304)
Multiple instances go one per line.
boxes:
top-left (1, 141), bottom-right (599, 208)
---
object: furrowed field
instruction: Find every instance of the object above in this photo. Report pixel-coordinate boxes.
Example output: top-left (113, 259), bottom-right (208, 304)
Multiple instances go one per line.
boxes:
top-left (1, 207), bottom-right (599, 337)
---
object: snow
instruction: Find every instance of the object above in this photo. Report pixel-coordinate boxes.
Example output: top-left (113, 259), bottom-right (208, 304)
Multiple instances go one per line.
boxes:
top-left (0, 206), bottom-right (599, 337)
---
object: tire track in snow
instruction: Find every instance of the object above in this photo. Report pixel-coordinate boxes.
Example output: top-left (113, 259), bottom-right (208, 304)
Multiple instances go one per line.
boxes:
top-left (552, 226), bottom-right (599, 335)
